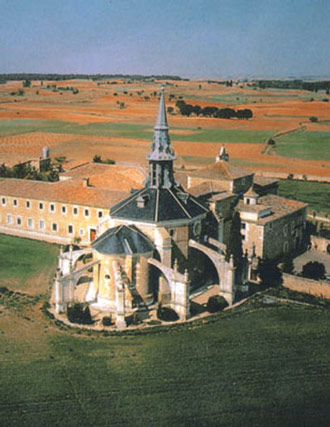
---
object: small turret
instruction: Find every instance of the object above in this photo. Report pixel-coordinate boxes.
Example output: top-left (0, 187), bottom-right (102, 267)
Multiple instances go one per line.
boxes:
top-left (216, 145), bottom-right (229, 162)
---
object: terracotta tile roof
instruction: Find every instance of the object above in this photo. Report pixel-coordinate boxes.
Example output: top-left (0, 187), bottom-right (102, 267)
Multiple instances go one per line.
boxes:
top-left (238, 195), bottom-right (307, 224)
top-left (188, 161), bottom-right (253, 181)
top-left (188, 181), bottom-right (227, 198)
top-left (0, 178), bottom-right (129, 209)
top-left (0, 155), bottom-right (39, 167)
top-left (260, 194), bottom-right (307, 212)
top-left (253, 175), bottom-right (279, 186)
top-left (60, 162), bottom-right (146, 191)
top-left (61, 162), bottom-right (145, 181)
top-left (173, 170), bottom-right (188, 188)
top-left (244, 187), bottom-right (259, 197)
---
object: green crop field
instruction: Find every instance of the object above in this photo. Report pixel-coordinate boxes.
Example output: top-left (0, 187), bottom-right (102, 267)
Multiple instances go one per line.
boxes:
top-left (0, 235), bottom-right (330, 426)
top-left (173, 129), bottom-right (275, 144)
top-left (279, 179), bottom-right (330, 215)
top-left (275, 130), bottom-right (330, 161)
top-left (0, 234), bottom-right (58, 294)
top-left (0, 118), bottom-right (275, 145)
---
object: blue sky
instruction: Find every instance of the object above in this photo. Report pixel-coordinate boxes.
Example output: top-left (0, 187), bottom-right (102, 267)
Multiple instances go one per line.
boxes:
top-left (1, 0), bottom-right (330, 78)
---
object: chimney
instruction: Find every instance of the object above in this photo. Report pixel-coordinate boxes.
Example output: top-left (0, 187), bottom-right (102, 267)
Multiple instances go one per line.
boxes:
top-left (82, 177), bottom-right (90, 187)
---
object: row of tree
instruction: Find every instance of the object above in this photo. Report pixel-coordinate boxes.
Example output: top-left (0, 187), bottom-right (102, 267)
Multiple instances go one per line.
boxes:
top-left (174, 100), bottom-right (253, 119)
top-left (0, 73), bottom-right (185, 82)
top-left (253, 79), bottom-right (330, 93)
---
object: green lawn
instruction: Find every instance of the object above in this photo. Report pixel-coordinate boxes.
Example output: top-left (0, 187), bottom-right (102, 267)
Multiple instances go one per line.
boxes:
top-left (0, 234), bottom-right (58, 294)
top-left (0, 235), bottom-right (330, 426)
top-left (0, 303), bottom-right (329, 426)
top-left (275, 130), bottom-right (330, 161)
top-left (279, 179), bottom-right (330, 215)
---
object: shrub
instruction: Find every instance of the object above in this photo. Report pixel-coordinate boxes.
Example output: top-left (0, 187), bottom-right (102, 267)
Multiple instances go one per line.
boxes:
top-left (157, 304), bottom-right (179, 322)
top-left (102, 316), bottom-right (112, 327)
top-left (207, 295), bottom-right (228, 313)
top-left (309, 116), bottom-right (318, 122)
top-left (257, 259), bottom-right (282, 287)
top-left (67, 303), bottom-right (93, 324)
top-left (302, 261), bottom-right (325, 280)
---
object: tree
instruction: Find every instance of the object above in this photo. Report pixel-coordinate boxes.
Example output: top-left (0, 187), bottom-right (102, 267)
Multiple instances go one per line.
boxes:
top-left (167, 106), bottom-right (174, 114)
top-left (93, 155), bottom-right (102, 163)
top-left (180, 103), bottom-right (194, 116)
top-left (257, 258), bottom-right (282, 287)
top-left (207, 295), bottom-right (228, 313)
top-left (0, 163), bottom-right (8, 177)
top-left (214, 108), bottom-right (236, 119)
top-left (201, 106), bottom-right (218, 117)
top-left (192, 105), bottom-right (202, 116)
top-left (281, 255), bottom-right (294, 274)
top-left (302, 261), bottom-right (325, 280)
top-left (23, 79), bottom-right (31, 88)
top-left (236, 109), bottom-right (253, 120)
top-left (47, 169), bottom-right (59, 182)
top-left (309, 116), bottom-right (318, 122)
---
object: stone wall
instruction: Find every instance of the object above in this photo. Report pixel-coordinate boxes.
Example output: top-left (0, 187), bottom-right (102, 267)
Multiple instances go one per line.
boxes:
top-left (311, 235), bottom-right (330, 253)
top-left (241, 207), bottom-right (306, 260)
top-left (282, 273), bottom-right (330, 299)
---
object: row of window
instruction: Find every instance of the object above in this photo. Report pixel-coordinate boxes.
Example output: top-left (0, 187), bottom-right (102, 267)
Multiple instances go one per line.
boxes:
top-left (1, 197), bottom-right (103, 218)
top-left (5, 214), bottom-right (86, 236)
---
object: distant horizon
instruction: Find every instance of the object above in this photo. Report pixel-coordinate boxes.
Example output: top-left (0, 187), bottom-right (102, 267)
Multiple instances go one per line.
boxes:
top-left (2, 0), bottom-right (330, 78)
top-left (1, 72), bottom-right (330, 82)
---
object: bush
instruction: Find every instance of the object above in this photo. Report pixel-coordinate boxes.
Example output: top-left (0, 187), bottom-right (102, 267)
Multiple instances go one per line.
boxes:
top-left (207, 295), bottom-right (228, 313)
top-left (257, 259), bottom-right (282, 287)
top-left (302, 261), bottom-right (325, 280)
top-left (157, 304), bottom-right (179, 322)
top-left (67, 303), bottom-right (93, 324)
top-left (102, 316), bottom-right (112, 326)
top-left (309, 116), bottom-right (318, 122)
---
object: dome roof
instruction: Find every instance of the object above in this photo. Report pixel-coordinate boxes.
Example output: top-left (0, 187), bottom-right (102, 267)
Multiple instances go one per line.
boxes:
top-left (92, 225), bottom-right (154, 255)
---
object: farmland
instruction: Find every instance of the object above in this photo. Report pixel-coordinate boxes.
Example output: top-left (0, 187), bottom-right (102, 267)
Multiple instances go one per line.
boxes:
top-left (0, 79), bottom-right (329, 176)
top-left (278, 179), bottom-right (330, 215)
top-left (1, 235), bottom-right (330, 426)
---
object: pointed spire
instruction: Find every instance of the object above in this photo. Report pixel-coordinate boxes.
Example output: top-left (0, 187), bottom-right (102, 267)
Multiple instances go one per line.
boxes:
top-left (155, 86), bottom-right (168, 130)
top-left (146, 86), bottom-right (177, 189)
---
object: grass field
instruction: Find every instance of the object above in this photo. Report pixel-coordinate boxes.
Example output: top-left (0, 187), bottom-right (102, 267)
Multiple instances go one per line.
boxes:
top-left (0, 235), bottom-right (330, 426)
top-left (278, 179), bottom-right (330, 215)
top-left (0, 234), bottom-right (58, 294)
top-left (275, 130), bottom-right (330, 161)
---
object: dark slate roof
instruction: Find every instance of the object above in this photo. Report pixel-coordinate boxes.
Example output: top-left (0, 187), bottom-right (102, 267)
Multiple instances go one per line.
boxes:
top-left (110, 186), bottom-right (209, 223)
top-left (92, 225), bottom-right (154, 255)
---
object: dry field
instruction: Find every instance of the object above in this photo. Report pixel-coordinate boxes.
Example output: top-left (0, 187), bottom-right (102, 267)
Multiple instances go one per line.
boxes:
top-left (0, 79), bottom-right (329, 176)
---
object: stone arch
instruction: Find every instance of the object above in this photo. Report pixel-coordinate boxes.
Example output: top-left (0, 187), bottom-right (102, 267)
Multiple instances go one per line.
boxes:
top-left (189, 246), bottom-right (218, 291)
top-left (148, 258), bottom-right (172, 303)
top-left (188, 239), bottom-right (235, 305)
top-left (188, 239), bottom-right (223, 285)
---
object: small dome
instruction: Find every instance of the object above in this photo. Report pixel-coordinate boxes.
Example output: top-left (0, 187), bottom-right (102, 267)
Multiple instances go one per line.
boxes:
top-left (92, 225), bottom-right (154, 255)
